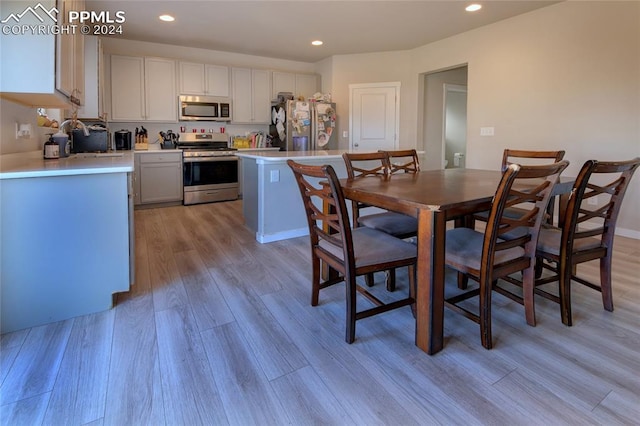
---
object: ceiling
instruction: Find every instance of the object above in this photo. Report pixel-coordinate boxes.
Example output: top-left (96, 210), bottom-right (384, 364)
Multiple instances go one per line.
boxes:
top-left (86, 1), bottom-right (559, 63)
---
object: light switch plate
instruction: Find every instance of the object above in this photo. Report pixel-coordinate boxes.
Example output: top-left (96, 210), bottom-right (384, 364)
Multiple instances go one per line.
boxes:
top-left (480, 127), bottom-right (495, 136)
top-left (270, 170), bottom-right (280, 182)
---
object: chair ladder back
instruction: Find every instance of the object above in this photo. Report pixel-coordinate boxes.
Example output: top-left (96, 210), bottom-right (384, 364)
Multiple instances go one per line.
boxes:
top-left (342, 152), bottom-right (390, 178)
top-left (490, 162), bottom-right (569, 264)
top-left (501, 149), bottom-right (566, 172)
top-left (481, 165), bottom-right (522, 266)
top-left (289, 161), bottom-right (347, 250)
top-left (563, 158), bottom-right (640, 253)
top-left (342, 152), bottom-right (391, 224)
top-left (381, 149), bottom-right (420, 174)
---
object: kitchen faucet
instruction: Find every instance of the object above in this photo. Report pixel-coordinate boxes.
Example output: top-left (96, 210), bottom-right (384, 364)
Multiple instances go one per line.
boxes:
top-left (59, 118), bottom-right (90, 136)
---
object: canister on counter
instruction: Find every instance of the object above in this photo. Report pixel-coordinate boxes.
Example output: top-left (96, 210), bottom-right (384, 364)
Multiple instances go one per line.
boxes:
top-left (43, 134), bottom-right (59, 159)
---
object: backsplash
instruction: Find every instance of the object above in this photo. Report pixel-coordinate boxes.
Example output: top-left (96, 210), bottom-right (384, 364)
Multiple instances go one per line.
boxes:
top-left (0, 98), bottom-right (269, 154)
top-left (0, 99), bottom-right (51, 155)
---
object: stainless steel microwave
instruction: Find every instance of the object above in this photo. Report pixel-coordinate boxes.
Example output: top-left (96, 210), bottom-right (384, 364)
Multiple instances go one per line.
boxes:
top-left (178, 95), bottom-right (232, 121)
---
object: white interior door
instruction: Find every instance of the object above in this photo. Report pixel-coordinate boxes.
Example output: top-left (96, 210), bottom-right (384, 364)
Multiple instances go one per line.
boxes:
top-left (349, 82), bottom-right (400, 151)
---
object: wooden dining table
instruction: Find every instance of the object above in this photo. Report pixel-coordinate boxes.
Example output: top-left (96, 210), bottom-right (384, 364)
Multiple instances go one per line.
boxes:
top-left (340, 168), bottom-right (573, 355)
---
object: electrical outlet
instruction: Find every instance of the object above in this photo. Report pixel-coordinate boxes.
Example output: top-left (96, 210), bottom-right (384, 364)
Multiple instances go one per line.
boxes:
top-left (16, 122), bottom-right (32, 139)
top-left (480, 127), bottom-right (495, 136)
top-left (270, 170), bottom-right (280, 183)
top-left (587, 195), bottom-right (598, 206)
top-left (342, 131), bottom-right (349, 138)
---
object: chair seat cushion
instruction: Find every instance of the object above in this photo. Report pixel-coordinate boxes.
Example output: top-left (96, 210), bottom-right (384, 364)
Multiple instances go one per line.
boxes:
top-left (445, 227), bottom-right (525, 271)
top-left (357, 212), bottom-right (418, 238)
top-left (537, 225), bottom-right (602, 256)
top-left (319, 227), bottom-right (416, 268)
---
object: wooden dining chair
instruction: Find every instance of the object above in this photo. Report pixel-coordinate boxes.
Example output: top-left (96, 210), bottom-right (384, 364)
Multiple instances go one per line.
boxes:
top-left (521, 157), bottom-right (640, 326)
top-left (343, 151), bottom-right (419, 291)
top-left (287, 159), bottom-right (417, 344)
top-left (473, 149), bottom-right (567, 223)
top-left (445, 161), bottom-right (569, 349)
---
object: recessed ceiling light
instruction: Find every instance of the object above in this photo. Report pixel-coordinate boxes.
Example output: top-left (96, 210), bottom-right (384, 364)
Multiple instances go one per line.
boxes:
top-left (159, 14), bottom-right (175, 22)
top-left (311, 40), bottom-right (323, 46)
top-left (465, 4), bottom-right (482, 12)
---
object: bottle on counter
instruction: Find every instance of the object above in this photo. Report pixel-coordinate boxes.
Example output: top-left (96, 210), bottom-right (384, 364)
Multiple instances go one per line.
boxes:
top-left (43, 134), bottom-right (60, 159)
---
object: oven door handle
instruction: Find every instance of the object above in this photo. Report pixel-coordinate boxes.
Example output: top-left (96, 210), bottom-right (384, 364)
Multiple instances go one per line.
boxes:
top-left (183, 156), bottom-right (238, 163)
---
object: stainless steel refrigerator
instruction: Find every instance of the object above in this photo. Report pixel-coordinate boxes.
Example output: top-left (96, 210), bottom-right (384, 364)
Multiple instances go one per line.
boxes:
top-left (269, 100), bottom-right (337, 151)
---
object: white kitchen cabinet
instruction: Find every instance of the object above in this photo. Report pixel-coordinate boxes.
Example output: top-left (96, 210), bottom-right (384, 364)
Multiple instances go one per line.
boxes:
top-left (179, 62), bottom-right (229, 97)
top-left (271, 71), bottom-right (296, 99)
top-left (0, 0), bottom-right (84, 107)
top-left (137, 152), bottom-right (183, 204)
top-left (73, 36), bottom-right (104, 119)
top-left (271, 71), bottom-right (318, 101)
top-left (56, 0), bottom-right (85, 105)
top-left (231, 68), bottom-right (271, 124)
top-left (295, 73), bottom-right (319, 100)
top-left (110, 55), bottom-right (145, 121)
top-left (145, 58), bottom-right (177, 121)
top-left (110, 55), bottom-right (177, 121)
top-left (133, 154), bottom-right (142, 205)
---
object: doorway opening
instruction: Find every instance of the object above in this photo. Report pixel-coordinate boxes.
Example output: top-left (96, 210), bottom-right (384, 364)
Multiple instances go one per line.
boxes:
top-left (443, 83), bottom-right (468, 169)
top-left (420, 65), bottom-right (468, 169)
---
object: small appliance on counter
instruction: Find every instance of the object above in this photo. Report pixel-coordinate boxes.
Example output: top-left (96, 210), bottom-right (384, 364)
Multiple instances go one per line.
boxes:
top-left (114, 129), bottom-right (132, 150)
top-left (52, 131), bottom-right (71, 158)
top-left (71, 125), bottom-right (109, 153)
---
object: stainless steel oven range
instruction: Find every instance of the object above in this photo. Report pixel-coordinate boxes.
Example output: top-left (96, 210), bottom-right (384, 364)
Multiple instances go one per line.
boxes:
top-left (178, 132), bottom-right (238, 205)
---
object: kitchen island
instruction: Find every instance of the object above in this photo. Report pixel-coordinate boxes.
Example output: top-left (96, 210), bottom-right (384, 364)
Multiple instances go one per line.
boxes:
top-left (237, 150), bottom-right (351, 243)
top-left (0, 151), bottom-right (135, 333)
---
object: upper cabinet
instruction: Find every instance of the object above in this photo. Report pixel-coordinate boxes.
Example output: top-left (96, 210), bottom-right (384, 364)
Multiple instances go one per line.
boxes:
top-left (179, 62), bottom-right (229, 97)
top-left (271, 71), bottom-right (318, 101)
top-left (0, 0), bottom-right (85, 107)
top-left (231, 68), bottom-right (271, 124)
top-left (74, 36), bottom-right (104, 119)
top-left (295, 74), bottom-right (319, 100)
top-left (56, 0), bottom-right (84, 105)
top-left (110, 55), bottom-right (177, 122)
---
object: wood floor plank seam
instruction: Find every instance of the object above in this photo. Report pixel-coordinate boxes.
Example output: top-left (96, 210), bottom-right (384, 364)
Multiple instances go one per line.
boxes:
top-left (0, 201), bottom-right (637, 424)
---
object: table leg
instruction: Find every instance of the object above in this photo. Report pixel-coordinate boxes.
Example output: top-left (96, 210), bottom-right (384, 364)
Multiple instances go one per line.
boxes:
top-left (415, 208), bottom-right (445, 354)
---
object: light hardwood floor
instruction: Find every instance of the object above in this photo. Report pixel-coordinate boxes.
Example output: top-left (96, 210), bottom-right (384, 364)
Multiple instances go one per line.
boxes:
top-left (1, 200), bottom-right (639, 425)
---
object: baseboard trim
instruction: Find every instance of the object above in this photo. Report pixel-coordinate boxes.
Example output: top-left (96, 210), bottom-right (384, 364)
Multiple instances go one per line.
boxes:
top-left (256, 227), bottom-right (309, 243)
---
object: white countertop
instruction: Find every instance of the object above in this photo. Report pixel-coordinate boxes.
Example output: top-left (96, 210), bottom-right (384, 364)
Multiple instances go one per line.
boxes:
top-left (0, 150), bottom-right (135, 179)
top-left (236, 149), bottom-right (350, 161)
top-left (235, 147), bottom-right (281, 152)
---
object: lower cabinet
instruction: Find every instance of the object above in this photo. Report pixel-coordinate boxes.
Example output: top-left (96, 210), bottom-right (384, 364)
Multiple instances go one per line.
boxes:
top-left (135, 152), bottom-right (183, 205)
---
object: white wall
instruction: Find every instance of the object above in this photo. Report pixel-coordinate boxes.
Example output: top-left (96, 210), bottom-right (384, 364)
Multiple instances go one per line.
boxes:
top-left (325, 50), bottom-right (414, 150)
top-left (323, 1), bottom-right (640, 237)
top-left (413, 1), bottom-right (640, 236)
